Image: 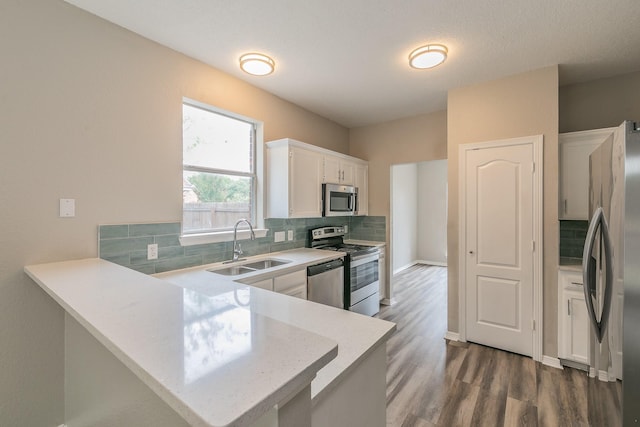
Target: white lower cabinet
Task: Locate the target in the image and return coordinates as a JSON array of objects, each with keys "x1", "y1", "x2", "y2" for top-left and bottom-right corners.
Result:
[
  {"x1": 378, "y1": 246, "x2": 386, "y2": 301},
  {"x1": 242, "y1": 268, "x2": 307, "y2": 299},
  {"x1": 274, "y1": 269, "x2": 307, "y2": 299},
  {"x1": 557, "y1": 269, "x2": 589, "y2": 365},
  {"x1": 251, "y1": 278, "x2": 274, "y2": 291},
  {"x1": 281, "y1": 284, "x2": 307, "y2": 300}
]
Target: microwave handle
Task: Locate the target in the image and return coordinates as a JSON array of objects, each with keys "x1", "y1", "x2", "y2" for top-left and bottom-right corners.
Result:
[{"x1": 351, "y1": 192, "x2": 358, "y2": 213}]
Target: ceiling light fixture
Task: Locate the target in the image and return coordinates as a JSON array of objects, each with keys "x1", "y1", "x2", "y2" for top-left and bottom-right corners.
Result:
[
  {"x1": 239, "y1": 53, "x2": 275, "y2": 76},
  {"x1": 408, "y1": 44, "x2": 448, "y2": 69}
]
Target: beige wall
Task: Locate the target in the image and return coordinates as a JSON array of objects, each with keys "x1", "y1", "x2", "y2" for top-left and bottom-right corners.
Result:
[
  {"x1": 349, "y1": 111, "x2": 447, "y2": 296},
  {"x1": 560, "y1": 70, "x2": 640, "y2": 133},
  {"x1": 0, "y1": 1, "x2": 348, "y2": 424},
  {"x1": 447, "y1": 66, "x2": 559, "y2": 355}
]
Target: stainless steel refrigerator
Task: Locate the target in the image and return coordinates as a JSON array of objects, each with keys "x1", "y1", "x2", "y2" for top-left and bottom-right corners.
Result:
[{"x1": 583, "y1": 120, "x2": 640, "y2": 425}]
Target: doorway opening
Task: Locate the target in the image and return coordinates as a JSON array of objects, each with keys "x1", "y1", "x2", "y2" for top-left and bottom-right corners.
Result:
[{"x1": 389, "y1": 160, "x2": 448, "y2": 304}]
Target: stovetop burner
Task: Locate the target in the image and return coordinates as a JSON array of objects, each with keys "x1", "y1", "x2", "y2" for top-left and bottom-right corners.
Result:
[{"x1": 308, "y1": 226, "x2": 379, "y2": 257}]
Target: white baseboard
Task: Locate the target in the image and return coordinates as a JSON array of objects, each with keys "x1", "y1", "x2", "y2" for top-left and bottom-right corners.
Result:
[
  {"x1": 392, "y1": 262, "x2": 417, "y2": 275},
  {"x1": 589, "y1": 367, "x2": 617, "y2": 382},
  {"x1": 416, "y1": 260, "x2": 448, "y2": 267},
  {"x1": 393, "y1": 260, "x2": 448, "y2": 275},
  {"x1": 444, "y1": 331, "x2": 460, "y2": 341},
  {"x1": 542, "y1": 355, "x2": 563, "y2": 369}
]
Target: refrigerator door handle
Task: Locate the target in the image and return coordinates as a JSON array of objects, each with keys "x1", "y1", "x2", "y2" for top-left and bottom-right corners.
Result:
[{"x1": 582, "y1": 207, "x2": 614, "y2": 343}]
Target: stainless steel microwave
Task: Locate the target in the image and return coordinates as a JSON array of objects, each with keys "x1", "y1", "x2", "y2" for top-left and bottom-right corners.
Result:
[{"x1": 322, "y1": 183, "x2": 358, "y2": 216}]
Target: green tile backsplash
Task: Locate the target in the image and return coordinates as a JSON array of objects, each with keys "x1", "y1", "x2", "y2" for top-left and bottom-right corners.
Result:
[
  {"x1": 559, "y1": 220, "x2": 588, "y2": 262},
  {"x1": 99, "y1": 216, "x2": 386, "y2": 274}
]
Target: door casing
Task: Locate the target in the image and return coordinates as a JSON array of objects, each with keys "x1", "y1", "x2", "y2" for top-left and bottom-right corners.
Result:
[{"x1": 458, "y1": 135, "x2": 544, "y2": 362}]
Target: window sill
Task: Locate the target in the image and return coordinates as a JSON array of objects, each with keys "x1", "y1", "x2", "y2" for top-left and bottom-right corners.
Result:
[{"x1": 179, "y1": 229, "x2": 268, "y2": 247}]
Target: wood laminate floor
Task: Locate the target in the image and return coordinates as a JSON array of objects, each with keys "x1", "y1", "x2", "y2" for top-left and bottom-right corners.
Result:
[{"x1": 376, "y1": 264, "x2": 622, "y2": 427}]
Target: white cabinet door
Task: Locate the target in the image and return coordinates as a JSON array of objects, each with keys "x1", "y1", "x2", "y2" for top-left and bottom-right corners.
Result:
[
  {"x1": 355, "y1": 163, "x2": 368, "y2": 215},
  {"x1": 324, "y1": 156, "x2": 355, "y2": 185},
  {"x1": 559, "y1": 128, "x2": 615, "y2": 219},
  {"x1": 273, "y1": 269, "x2": 307, "y2": 293},
  {"x1": 282, "y1": 284, "x2": 307, "y2": 300},
  {"x1": 557, "y1": 270, "x2": 589, "y2": 364},
  {"x1": 289, "y1": 147, "x2": 323, "y2": 218},
  {"x1": 324, "y1": 156, "x2": 341, "y2": 184},
  {"x1": 340, "y1": 160, "x2": 355, "y2": 185},
  {"x1": 251, "y1": 278, "x2": 273, "y2": 291}
]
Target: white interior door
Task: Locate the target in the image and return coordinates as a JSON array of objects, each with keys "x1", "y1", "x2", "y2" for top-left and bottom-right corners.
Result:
[{"x1": 464, "y1": 142, "x2": 535, "y2": 356}]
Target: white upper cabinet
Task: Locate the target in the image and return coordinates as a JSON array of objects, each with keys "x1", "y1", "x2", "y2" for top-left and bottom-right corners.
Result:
[
  {"x1": 266, "y1": 141, "x2": 323, "y2": 218},
  {"x1": 266, "y1": 138, "x2": 368, "y2": 218},
  {"x1": 324, "y1": 156, "x2": 355, "y2": 185},
  {"x1": 354, "y1": 163, "x2": 368, "y2": 215},
  {"x1": 559, "y1": 127, "x2": 615, "y2": 220}
]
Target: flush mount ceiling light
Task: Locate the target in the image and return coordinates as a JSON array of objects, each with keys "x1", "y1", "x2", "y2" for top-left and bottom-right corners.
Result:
[
  {"x1": 239, "y1": 53, "x2": 275, "y2": 76},
  {"x1": 408, "y1": 44, "x2": 448, "y2": 69}
]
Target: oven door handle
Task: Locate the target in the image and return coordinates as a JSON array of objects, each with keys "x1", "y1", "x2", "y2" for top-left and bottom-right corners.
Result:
[{"x1": 350, "y1": 253, "x2": 379, "y2": 267}]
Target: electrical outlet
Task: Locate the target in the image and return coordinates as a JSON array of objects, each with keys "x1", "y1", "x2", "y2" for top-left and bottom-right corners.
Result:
[
  {"x1": 344, "y1": 225, "x2": 348, "y2": 233},
  {"x1": 288, "y1": 230, "x2": 294, "y2": 241},
  {"x1": 274, "y1": 231, "x2": 285, "y2": 242},
  {"x1": 147, "y1": 243, "x2": 158, "y2": 260}
]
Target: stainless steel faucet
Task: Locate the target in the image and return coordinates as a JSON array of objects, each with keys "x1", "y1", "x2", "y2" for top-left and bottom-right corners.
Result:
[{"x1": 228, "y1": 218, "x2": 255, "y2": 263}]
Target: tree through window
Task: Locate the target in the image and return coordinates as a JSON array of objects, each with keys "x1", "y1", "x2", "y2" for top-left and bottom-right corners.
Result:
[{"x1": 182, "y1": 101, "x2": 256, "y2": 234}]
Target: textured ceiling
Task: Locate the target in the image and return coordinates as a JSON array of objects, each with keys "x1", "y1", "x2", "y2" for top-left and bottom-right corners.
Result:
[{"x1": 65, "y1": 0, "x2": 640, "y2": 128}]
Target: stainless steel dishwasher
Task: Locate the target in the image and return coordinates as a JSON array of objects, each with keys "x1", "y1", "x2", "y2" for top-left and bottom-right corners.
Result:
[{"x1": 307, "y1": 258, "x2": 344, "y2": 309}]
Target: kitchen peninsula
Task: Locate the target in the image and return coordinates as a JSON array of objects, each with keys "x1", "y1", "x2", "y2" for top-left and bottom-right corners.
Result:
[{"x1": 25, "y1": 249, "x2": 395, "y2": 427}]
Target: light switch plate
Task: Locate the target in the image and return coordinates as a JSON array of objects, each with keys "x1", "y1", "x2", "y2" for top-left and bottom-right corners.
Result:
[
  {"x1": 274, "y1": 231, "x2": 285, "y2": 242},
  {"x1": 59, "y1": 198, "x2": 75, "y2": 217}
]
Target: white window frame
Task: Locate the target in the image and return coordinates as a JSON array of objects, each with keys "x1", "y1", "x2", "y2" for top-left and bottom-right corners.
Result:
[{"x1": 179, "y1": 98, "x2": 266, "y2": 246}]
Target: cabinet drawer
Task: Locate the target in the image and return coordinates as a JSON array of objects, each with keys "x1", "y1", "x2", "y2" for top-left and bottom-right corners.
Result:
[{"x1": 274, "y1": 269, "x2": 307, "y2": 292}]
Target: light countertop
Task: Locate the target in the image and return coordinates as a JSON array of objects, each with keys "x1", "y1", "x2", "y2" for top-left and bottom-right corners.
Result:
[
  {"x1": 24, "y1": 248, "x2": 395, "y2": 426},
  {"x1": 156, "y1": 247, "x2": 396, "y2": 404}
]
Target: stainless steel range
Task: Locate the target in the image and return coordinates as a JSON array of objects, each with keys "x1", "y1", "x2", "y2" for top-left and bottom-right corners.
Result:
[{"x1": 309, "y1": 226, "x2": 380, "y2": 316}]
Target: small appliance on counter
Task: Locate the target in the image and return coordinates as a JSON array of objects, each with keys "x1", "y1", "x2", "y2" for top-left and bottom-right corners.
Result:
[{"x1": 309, "y1": 226, "x2": 380, "y2": 316}]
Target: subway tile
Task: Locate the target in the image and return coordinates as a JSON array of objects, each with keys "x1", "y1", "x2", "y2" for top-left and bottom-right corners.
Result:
[
  {"x1": 128, "y1": 264, "x2": 157, "y2": 275},
  {"x1": 98, "y1": 216, "x2": 386, "y2": 275},
  {"x1": 154, "y1": 255, "x2": 203, "y2": 273},
  {"x1": 184, "y1": 242, "x2": 229, "y2": 256},
  {"x1": 130, "y1": 246, "x2": 185, "y2": 265},
  {"x1": 99, "y1": 236, "x2": 154, "y2": 257},
  {"x1": 101, "y1": 254, "x2": 131, "y2": 266},
  {"x1": 155, "y1": 234, "x2": 182, "y2": 248},
  {"x1": 129, "y1": 222, "x2": 181, "y2": 237},
  {"x1": 202, "y1": 252, "x2": 231, "y2": 265},
  {"x1": 99, "y1": 224, "x2": 129, "y2": 239}
]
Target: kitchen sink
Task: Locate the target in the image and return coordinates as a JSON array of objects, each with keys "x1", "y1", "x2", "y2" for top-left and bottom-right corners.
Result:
[
  {"x1": 207, "y1": 258, "x2": 291, "y2": 276},
  {"x1": 208, "y1": 265, "x2": 257, "y2": 276},
  {"x1": 242, "y1": 259, "x2": 290, "y2": 270}
]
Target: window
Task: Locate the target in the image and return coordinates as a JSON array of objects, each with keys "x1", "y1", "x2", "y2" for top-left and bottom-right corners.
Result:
[{"x1": 182, "y1": 101, "x2": 257, "y2": 235}]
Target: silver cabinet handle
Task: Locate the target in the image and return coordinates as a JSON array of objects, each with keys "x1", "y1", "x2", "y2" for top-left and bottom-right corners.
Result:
[{"x1": 568, "y1": 299, "x2": 571, "y2": 316}]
